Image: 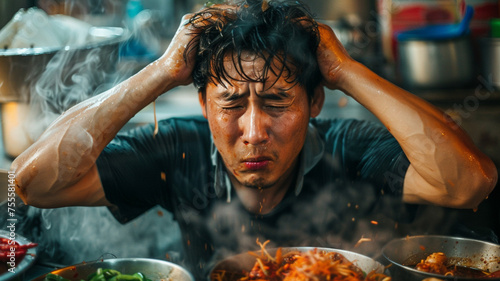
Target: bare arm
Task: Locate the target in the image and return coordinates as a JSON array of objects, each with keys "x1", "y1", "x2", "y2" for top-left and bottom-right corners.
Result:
[
  {"x1": 316, "y1": 23, "x2": 497, "y2": 209},
  {"x1": 11, "y1": 14, "x2": 200, "y2": 208}
]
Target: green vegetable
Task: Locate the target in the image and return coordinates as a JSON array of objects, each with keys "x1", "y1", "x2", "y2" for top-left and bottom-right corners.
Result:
[
  {"x1": 103, "y1": 269, "x2": 121, "y2": 279},
  {"x1": 88, "y1": 273, "x2": 106, "y2": 281},
  {"x1": 114, "y1": 275, "x2": 142, "y2": 281},
  {"x1": 43, "y1": 273, "x2": 71, "y2": 281},
  {"x1": 43, "y1": 268, "x2": 153, "y2": 281}
]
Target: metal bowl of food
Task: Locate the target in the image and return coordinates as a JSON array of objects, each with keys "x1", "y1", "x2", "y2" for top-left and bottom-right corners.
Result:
[
  {"x1": 32, "y1": 258, "x2": 194, "y2": 281},
  {"x1": 209, "y1": 247, "x2": 387, "y2": 281},
  {"x1": 382, "y1": 235, "x2": 500, "y2": 281},
  {"x1": 0, "y1": 230, "x2": 38, "y2": 281}
]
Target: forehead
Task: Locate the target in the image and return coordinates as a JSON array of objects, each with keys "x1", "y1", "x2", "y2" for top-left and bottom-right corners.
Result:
[{"x1": 210, "y1": 51, "x2": 296, "y2": 90}]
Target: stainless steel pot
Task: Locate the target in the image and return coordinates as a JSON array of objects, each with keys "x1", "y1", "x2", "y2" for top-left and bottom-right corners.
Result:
[
  {"x1": 479, "y1": 37, "x2": 500, "y2": 90},
  {"x1": 398, "y1": 36, "x2": 475, "y2": 90},
  {"x1": 209, "y1": 247, "x2": 386, "y2": 281},
  {"x1": 0, "y1": 26, "x2": 126, "y2": 103},
  {"x1": 382, "y1": 235, "x2": 500, "y2": 281},
  {"x1": 0, "y1": 0, "x2": 34, "y2": 29},
  {"x1": 32, "y1": 258, "x2": 194, "y2": 281},
  {"x1": 0, "y1": 26, "x2": 127, "y2": 158}
]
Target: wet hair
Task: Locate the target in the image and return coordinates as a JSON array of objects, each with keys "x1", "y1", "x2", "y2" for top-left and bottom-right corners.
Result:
[{"x1": 187, "y1": 0, "x2": 322, "y2": 100}]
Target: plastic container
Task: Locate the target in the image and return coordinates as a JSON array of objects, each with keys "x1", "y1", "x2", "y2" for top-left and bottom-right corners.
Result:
[{"x1": 490, "y1": 18, "x2": 500, "y2": 37}]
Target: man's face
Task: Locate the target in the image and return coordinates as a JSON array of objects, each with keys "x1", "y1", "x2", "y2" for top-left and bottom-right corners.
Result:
[{"x1": 199, "y1": 53, "x2": 324, "y2": 191}]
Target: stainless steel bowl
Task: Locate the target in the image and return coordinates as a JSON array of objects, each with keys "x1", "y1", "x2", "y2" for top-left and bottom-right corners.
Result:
[
  {"x1": 0, "y1": 230, "x2": 37, "y2": 281},
  {"x1": 32, "y1": 258, "x2": 194, "y2": 281},
  {"x1": 382, "y1": 235, "x2": 500, "y2": 281},
  {"x1": 0, "y1": 26, "x2": 127, "y2": 103},
  {"x1": 0, "y1": 26, "x2": 127, "y2": 158},
  {"x1": 0, "y1": 0, "x2": 33, "y2": 29},
  {"x1": 210, "y1": 247, "x2": 386, "y2": 281},
  {"x1": 397, "y1": 36, "x2": 475, "y2": 90},
  {"x1": 479, "y1": 37, "x2": 500, "y2": 90}
]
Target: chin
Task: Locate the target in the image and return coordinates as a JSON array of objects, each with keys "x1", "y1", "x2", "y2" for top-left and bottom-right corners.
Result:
[{"x1": 240, "y1": 177, "x2": 276, "y2": 190}]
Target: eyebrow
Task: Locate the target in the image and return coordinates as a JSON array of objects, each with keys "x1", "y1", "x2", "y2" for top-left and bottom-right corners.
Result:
[
  {"x1": 218, "y1": 88, "x2": 293, "y2": 101},
  {"x1": 219, "y1": 91, "x2": 246, "y2": 101},
  {"x1": 256, "y1": 90, "x2": 292, "y2": 100}
]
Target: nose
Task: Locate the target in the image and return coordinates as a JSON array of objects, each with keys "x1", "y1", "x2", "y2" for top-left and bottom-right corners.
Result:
[{"x1": 240, "y1": 104, "x2": 270, "y2": 146}]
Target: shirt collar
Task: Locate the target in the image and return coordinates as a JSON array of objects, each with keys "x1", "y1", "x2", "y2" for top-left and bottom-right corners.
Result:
[{"x1": 211, "y1": 122, "x2": 325, "y2": 202}]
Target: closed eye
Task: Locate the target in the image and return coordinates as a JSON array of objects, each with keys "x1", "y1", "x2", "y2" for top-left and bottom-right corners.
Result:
[{"x1": 222, "y1": 105, "x2": 244, "y2": 111}]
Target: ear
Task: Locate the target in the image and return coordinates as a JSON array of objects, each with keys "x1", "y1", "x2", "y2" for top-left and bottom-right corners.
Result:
[
  {"x1": 198, "y1": 90, "x2": 208, "y2": 119},
  {"x1": 310, "y1": 85, "x2": 325, "y2": 118}
]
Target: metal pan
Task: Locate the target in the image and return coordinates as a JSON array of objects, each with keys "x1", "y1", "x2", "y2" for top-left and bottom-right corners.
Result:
[
  {"x1": 209, "y1": 247, "x2": 386, "y2": 281},
  {"x1": 32, "y1": 258, "x2": 195, "y2": 281},
  {"x1": 382, "y1": 235, "x2": 500, "y2": 281}
]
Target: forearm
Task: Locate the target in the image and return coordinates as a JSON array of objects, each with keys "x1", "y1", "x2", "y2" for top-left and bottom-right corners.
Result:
[
  {"x1": 337, "y1": 61, "x2": 497, "y2": 208},
  {"x1": 11, "y1": 59, "x2": 174, "y2": 204}
]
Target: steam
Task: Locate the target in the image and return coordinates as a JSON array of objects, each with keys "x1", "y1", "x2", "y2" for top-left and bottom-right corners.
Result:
[
  {"x1": 16, "y1": 205, "x2": 183, "y2": 265},
  {"x1": 199, "y1": 178, "x2": 475, "y2": 277},
  {"x1": 26, "y1": 46, "x2": 118, "y2": 141}
]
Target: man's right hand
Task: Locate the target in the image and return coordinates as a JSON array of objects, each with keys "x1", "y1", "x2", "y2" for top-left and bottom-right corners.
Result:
[
  {"x1": 157, "y1": 4, "x2": 238, "y2": 90},
  {"x1": 155, "y1": 14, "x2": 198, "y2": 88}
]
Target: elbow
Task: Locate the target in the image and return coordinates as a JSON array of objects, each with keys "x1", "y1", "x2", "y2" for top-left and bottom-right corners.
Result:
[
  {"x1": 10, "y1": 160, "x2": 29, "y2": 206},
  {"x1": 12, "y1": 168, "x2": 38, "y2": 208},
  {"x1": 473, "y1": 156, "x2": 498, "y2": 206},
  {"x1": 451, "y1": 158, "x2": 498, "y2": 209},
  {"x1": 15, "y1": 181, "x2": 55, "y2": 209},
  {"x1": 476, "y1": 158, "x2": 498, "y2": 204},
  {"x1": 11, "y1": 156, "x2": 55, "y2": 209}
]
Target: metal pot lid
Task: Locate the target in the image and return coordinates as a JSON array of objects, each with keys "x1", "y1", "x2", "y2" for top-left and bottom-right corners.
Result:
[{"x1": 0, "y1": 26, "x2": 128, "y2": 57}]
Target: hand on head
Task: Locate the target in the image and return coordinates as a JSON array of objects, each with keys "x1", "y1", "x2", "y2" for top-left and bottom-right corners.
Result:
[
  {"x1": 156, "y1": 3, "x2": 238, "y2": 88},
  {"x1": 314, "y1": 22, "x2": 353, "y2": 90}
]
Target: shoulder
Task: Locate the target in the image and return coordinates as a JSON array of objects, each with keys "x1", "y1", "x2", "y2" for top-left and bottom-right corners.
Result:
[
  {"x1": 118, "y1": 115, "x2": 210, "y2": 142},
  {"x1": 156, "y1": 115, "x2": 209, "y2": 134},
  {"x1": 309, "y1": 118, "x2": 404, "y2": 168},
  {"x1": 102, "y1": 115, "x2": 212, "y2": 160},
  {"x1": 309, "y1": 118, "x2": 389, "y2": 144}
]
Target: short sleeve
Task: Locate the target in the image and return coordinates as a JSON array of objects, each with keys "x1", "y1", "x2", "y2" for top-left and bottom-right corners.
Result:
[
  {"x1": 96, "y1": 117, "x2": 212, "y2": 223},
  {"x1": 320, "y1": 118, "x2": 410, "y2": 196}
]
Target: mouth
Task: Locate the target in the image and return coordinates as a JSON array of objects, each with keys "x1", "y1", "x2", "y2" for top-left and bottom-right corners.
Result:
[{"x1": 243, "y1": 157, "x2": 272, "y2": 170}]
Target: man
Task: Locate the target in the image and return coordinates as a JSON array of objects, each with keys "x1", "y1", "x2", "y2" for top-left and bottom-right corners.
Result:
[{"x1": 11, "y1": 0, "x2": 497, "y2": 279}]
